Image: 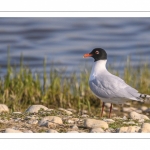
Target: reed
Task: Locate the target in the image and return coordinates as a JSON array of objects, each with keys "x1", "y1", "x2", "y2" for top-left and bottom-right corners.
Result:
[{"x1": 0, "y1": 52, "x2": 150, "y2": 114}]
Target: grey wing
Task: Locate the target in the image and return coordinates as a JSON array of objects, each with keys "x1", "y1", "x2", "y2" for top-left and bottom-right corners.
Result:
[{"x1": 89, "y1": 74, "x2": 142, "y2": 101}]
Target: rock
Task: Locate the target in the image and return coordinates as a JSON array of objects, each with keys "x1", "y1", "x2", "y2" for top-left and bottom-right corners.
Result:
[
  {"x1": 26, "y1": 105, "x2": 48, "y2": 113},
  {"x1": 105, "y1": 103, "x2": 111, "y2": 108},
  {"x1": 84, "y1": 119, "x2": 108, "y2": 129},
  {"x1": 67, "y1": 131, "x2": 79, "y2": 133},
  {"x1": 122, "y1": 116, "x2": 128, "y2": 120},
  {"x1": 58, "y1": 108, "x2": 72, "y2": 115},
  {"x1": 4, "y1": 128, "x2": 23, "y2": 133},
  {"x1": 141, "y1": 106, "x2": 148, "y2": 112},
  {"x1": 0, "y1": 104, "x2": 9, "y2": 113},
  {"x1": 145, "y1": 108, "x2": 150, "y2": 113},
  {"x1": 71, "y1": 125, "x2": 78, "y2": 130},
  {"x1": 135, "y1": 109, "x2": 143, "y2": 114},
  {"x1": 38, "y1": 116, "x2": 63, "y2": 127},
  {"x1": 123, "y1": 107, "x2": 136, "y2": 113},
  {"x1": 67, "y1": 109, "x2": 76, "y2": 113},
  {"x1": 103, "y1": 119, "x2": 115, "y2": 124},
  {"x1": 125, "y1": 102, "x2": 131, "y2": 106},
  {"x1": 119, "y1": 126, "x2": 140, "y2": 133},
  {"x1": 140, "y1": 123, "x2": 150, "y2": 133},
  {"x1": 47, "y1": 129, "x2": 58, "y2": 133},
  {"x1": 23, "y1": 130, "x2": 33, "y2": 133},
  {"x1": 13, "y1": 112, "x2": 22, "y2": 114},
  {"x1": 123, "y1": 121, "x2": 135, "y2": 125},
  {"x1": 28, "y1": 119, "x2": 38, "y2": 125},
  {"x1": 130, "y1": 111, "x2": 149, "y2": 120},
  {"x1": 127, "y1": 126, "x2": 141, "y2": 133},
  {"x1": 67, "y1": 119, "x2": 74, "y2": 124},
  {"x1": 81, "y1": 114, "x2": 89, "y2": 118},
  {"x1": 118, "y1": 127, "x2": 128, "y2": 133},
  {"x1": 90, "y1": 128, "x2": 104, "y2": 133}
]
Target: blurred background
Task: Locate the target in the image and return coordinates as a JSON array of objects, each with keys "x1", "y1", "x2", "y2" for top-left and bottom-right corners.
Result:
[{"x1": 0, "y1": 17, "x2": 150, "y2": 76}]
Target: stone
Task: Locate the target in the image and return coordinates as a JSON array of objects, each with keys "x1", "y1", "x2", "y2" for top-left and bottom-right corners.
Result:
[
  {"x1": 23, "y1": 130, "x2": 33, "y2": 133},
  {"x1": 140, "y1": 123, "x2": 150, "y2": 133},
  {"x1": 47, "y1": 129, "x2": 58, "y2": 133},
  {"x1": 26, "y1": 105, "x2": 48, "y2": 113},
  {"x1": 67, "y1": 119, "x2": 74, "y2": 124},
  {"x1": 118, "y1": 127, "x2": 128, "y2": 133},
  {"x1": 135, "y1": 109, "x2": 143, "y2": 114},
  {"x1": 90, "y1": 128, "x2": 104, "y2": 133},
  {"x1": 38, "y1": 116, "x2": 63, "y2": 127},
  {"x1": 130, "y1": 111, "x2": 149, "y2": 120},
  {"x1": 28, "y1": 119, "x2": 38, "y2": 125},
  {"x1": 84, "y1": 119, "x2": 108, "y2": 129},
  {"x1": 119, "y1": 126, "x2": 140, "y2": 133},
  {"x1": 123, "y1": 107, "x2": 136, "y2": 113},
  {"x1": 13, "y1": 112, "x2": 22, "y2": 114},
  {"x1": 123, "y1": 121, "x2": 135, "y2": 125},
  {"x1": 125, "y1": 102, "x2": 131, "y2": 106},
  {"x1": 103, "y1": 119, "x2": 115, "y2": 124},
  {"x1": 127, "y1": 126, "x2": 141, "y2": 133},
  {"x1": 67, "y1": 109, "x2": 76, "y2": 113},
  {"x1": 141, "y1": 106, "x2": 148, "y2": 112},
  {"x1": 145, "y1": 108, "x2": 150, "y2": 113},
  {"x1": 104, "y1": 103, "x2": 111, "y2": 108},
  {"x1": 0, "y1": 104, "x2": 9, "y2": 113},
  {"x1": 58, "y1": 108, "x2": 72, "y2": 115},
  {"x1": 71, "y1": 125, "x2": 78, "y2": 130},
  {"x1": 4, "y1": 128, "x2": 23, "y2": 133},
  {"x1": 67, "y1": 131, "x2": 79, "y2": 133}
]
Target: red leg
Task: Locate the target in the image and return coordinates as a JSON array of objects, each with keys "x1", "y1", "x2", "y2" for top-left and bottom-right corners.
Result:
[
  {"x1": 109, "y1": 103, "x2": 113, "y2": 118},
  {"x1": 100, "y1": 102, "x2": 105, "y2": 118}
]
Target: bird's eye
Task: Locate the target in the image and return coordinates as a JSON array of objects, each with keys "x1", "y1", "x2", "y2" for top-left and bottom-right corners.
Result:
[{"x1": 95, "y1": 51, "x2": 99, "y2": 54}]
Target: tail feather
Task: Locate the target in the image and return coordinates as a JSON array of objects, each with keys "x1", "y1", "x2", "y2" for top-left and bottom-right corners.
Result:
[{"x1": 139, "y1": 94, "x2": 150, "y2": 102}]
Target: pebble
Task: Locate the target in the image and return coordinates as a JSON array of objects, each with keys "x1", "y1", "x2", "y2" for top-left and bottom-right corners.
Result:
[
  {"x1": 47, "y1": 129, "x2": 58, "y2": 133},
  {"x1": 81, "y1": 114, "x2": 89, "y2": 118},
  {"x1": 58, "y1": 108, "x2": 72, "y2": 115},
  {"x1": 38, "y1": 116, "x2": 63, "y2": 127},
  {"x1": 90, "y1": 128, "x2": 105, "y2": 133},
  {"x1": 0, "y1": 104, "x2": 9, "y2": 113},
  {"x1": 71, "y1": 125, "x2": 78, "y2": 130},
  {"x1": 141, "y1": 106, "x2": 148, "y2": 112},
  {"x1": 130, "y1": 111, "x2": 149, "y2": 120},
  {"x1": 4, "y1": 128, "x2": 23, "y2": 133},
  {"x1": 67, "y1": 119, "x2": 75, "y2": 124},
  {"x1": 67, "y1": 131, "x2": 79, "y2": 133},
  {"x1": 13, "y1": 112, "x2": 22, "y2": 114},
  {"x1": 67, "y1": 109, "x2": 76, "y2": 113},
  {"x1": 28, "y1": 119, "x2": 38, "y2": 125},
  {"x1": 123, "y1": 107, "x2": 136, "y2": 113},
  {"x1": 25, "y1": 105, "x2": 48, "y2": 113},
  {"x1": 103, "y1": 119, "x2": 115, "y2": 124},
  {"x1": 119, "y1": 126, "x2": 140, "y2": 133},
  {"x1": 145, "y1": 108, "x2": 150, "y2": 113},
  {"x1": 140, "y1": 123, "x2": 150, "y2": 133},
  {"x1": 123, "y1": 121, "x2": 135, "y2": 125},
  {"x1": 23, "y1": 130, "x2": 33, "y2": 133},
  {"x1": 84, "y1": 119, "x2": 108, "y2": 129},
  {"x1": 104, "y1": 103, "x2": 111, "y2": 108}
]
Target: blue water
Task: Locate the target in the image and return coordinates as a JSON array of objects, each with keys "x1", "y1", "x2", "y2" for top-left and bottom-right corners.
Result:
[{"x1": 0, "y1": 18, "x2": 150, "y2": 76}]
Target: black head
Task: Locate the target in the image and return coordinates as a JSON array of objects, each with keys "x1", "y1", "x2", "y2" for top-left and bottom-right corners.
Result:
[{"x1": 83, "y1": 48, "x2": 107, "y2": 62}]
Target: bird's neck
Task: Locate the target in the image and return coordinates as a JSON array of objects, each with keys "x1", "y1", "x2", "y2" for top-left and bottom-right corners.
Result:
[
  {"x1": 89, "y1": 60, "x2": 107, "y2": 81},
  {"x1": 92, "y1": 60, "x2": 107, "y2": 72}
]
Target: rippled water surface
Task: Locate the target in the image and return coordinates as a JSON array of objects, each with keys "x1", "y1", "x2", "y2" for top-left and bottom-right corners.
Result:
[{"x1": 0, "y1": 18, "x2": 150, "y2": 75}]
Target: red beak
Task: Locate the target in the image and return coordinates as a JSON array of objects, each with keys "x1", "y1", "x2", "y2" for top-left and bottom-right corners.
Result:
[{"x1": 83, "y1": 53, "x2": 93, "y2": 58}]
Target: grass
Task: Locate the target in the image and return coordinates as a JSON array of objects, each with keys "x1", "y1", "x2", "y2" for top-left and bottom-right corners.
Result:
[{"x1": 0, "y1": 51, "x2": 150, "y2": 114}]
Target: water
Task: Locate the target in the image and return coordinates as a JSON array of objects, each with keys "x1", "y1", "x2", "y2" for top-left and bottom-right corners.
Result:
[{"x1": 0, "y1": 17, "x2": 150, "y2": 76}]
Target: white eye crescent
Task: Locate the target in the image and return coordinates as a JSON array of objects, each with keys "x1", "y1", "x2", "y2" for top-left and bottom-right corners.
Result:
[{"x1": 95, "y1": 51, "x2": 99, "y2": 54}]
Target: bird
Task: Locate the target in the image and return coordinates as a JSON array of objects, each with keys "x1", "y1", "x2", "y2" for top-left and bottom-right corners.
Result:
[{"x1": 83, "y1": 48, "x2": 150, "y2": 118}]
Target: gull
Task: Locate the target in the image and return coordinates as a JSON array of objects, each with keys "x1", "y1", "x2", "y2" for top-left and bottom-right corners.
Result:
[{"x1": 83, "y1": 48, "x2": 150, "y2": 118}]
